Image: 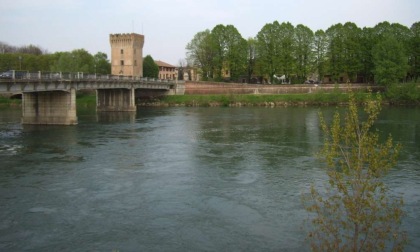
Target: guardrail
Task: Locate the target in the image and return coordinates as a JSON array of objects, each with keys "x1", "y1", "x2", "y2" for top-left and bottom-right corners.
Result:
[{"x1": 0, "y1": 70, "x2": 175, "y2": 83}]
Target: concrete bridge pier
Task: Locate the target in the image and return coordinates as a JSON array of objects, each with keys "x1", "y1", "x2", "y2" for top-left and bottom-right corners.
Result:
[
  {"x1": 21, "y1": 88, "x2": 78, "y2": 125},
  {"x1": 96, "y1": 88, "x2": 136, "y2": 112}
]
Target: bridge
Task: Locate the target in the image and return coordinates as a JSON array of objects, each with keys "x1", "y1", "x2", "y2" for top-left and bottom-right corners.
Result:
[{"x1": 0, "y1": 70, "x2": 185, "y2": 125}]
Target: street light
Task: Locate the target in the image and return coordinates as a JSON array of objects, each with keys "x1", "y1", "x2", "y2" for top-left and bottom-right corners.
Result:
[
  {"x1": 72, "y1": 55, "x2": 75, "y2": 73},
  {"x1": 18, "y1": 56, "x2": 22, "y2": 70}
]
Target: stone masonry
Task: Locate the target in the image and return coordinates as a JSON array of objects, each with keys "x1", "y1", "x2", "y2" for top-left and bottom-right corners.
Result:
[{"x1": 109, "y1": 33, "x2": 144, "y2": 76}]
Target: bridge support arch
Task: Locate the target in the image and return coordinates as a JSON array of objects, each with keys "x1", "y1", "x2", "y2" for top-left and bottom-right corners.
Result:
[
  {"x1": 96, "y1": 88, "x2": 136, "y2": 112},
  {"x1": 21, "y1": 88, "x2": 78, "y2": 125}
]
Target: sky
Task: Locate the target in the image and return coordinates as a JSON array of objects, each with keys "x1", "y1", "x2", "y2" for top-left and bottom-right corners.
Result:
[{"x1": 0, "y1": 0, "x2": 419, "y2": 65}]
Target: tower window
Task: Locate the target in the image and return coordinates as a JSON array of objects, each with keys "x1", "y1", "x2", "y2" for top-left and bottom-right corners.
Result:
[
  {"x1": 134, "y1": 60, "x2": 137, "y2": 66},
  {"x1": 121, "y1": 49, "x2": 124, "y2": 54},
  {"x1": 121, "y1": 60, "x2": 124, "y2": 66}
]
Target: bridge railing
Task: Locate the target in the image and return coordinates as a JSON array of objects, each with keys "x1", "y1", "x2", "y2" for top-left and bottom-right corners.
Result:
[
  {"x1": 0, "y1": 70, "x2": 178, "y2": 83},
  {"x1": 39, "y1": 72, "x2": 61, "y2": 80}
]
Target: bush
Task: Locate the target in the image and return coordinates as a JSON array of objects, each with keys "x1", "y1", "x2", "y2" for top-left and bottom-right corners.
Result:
[
  {"x1": 385, "y1": 83, "x2": 420, "y2": 104},
  {"x1": 304, "y1": 91, "x2": 407, "y2": 251}
]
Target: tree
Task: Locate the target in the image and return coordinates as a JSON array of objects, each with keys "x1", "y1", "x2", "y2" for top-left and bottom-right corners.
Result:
[
  {"x1": 373, "y1": 35, "x2": 408, "y2": 85},
  {"x1": 50, "y1": 52, "x2": 73, "y2": 72},
  {"x1": 71, "y1": 49, "x2": 94, "y2": 73},
  {"x1": 224, "y1": 26, "x2": 248, "y2": 81},
  {"x1": 326, "y1": 24, "x2": 345, "y2": 82},
  {"x1": 0, "y1": 41, "x2": 110, "y2": 74},
  {"x1": 325, "y1": 23, "x2": 363, "y2": 83},
  {"x1": 143, "y1": 55, "x2": 159, "y2": 78},
  {"x1": 360, "y1": 27, "x2": 376, "y2": 83},
  {"x1": 342, "y1": 22, "x2": 363, "y2": 82},
  {"x1": 246, "y1": 37, "x2": 257, "y2": 82},
  {"x1": 313, "y1": 30, "x2": 328, "y2": 82},
  {"x1": 294, "y1": 24, "x2": 314, "y2": 83},
  {"x1": 0, "y1": 41, "x2": 15, "y2": 54},
  {"x1": 278, "y1": 22, "x2": 296, "y2": 83},
  {"x1": 372, "y1": 22, "x2": 411, "y2": 84},
  {"x1": 210, "y1": 25, "x2": 227, "y2": 80},
  {"x1": 93, "y1": 52, "x2": 111, "y2": 74},
  {"x1": 409, "y1": 22, "x2": 420, "y2": 81},
  {"x1": 210, "y1": 24, "x2": 247, "y2": 81},
  {"x1": 184, "y1": 21, "x2": 413, "y2": 84},
  {"x1": 16, "y1": 44, "x2": 44, "y2": 55},
  {"x1": 50, "y1": 49, "x2": 94, "y2": 73},
  {"x1": 186, "y1": 29, "x2": 215, "y2": 80},
  {"x1": 304, "y1": 91, "x2": 406, "y2": 251},
  {"x1": 0, "y1": 41, "x2": 46, "y2": 55},
  {"x1": 177, "y1": 58, "x2": 188, "y2": 80},
  {"x1": 256, "y1": 21, "x2": 282, "y2": 83}
]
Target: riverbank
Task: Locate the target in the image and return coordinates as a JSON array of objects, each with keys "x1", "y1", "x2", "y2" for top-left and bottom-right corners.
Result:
[
  {"x1": 0, "y1": 92, "x2": 371, "y2": 108},
  {"x1": 142, "y1": 90, "x2": 420, "y2": 107},
  {"x1": 1, "y1": 92, "x2": 419, "y2": 108},
  {"x1": 84, "y1": 82, "x2": 420, "y2": 107},
  {"x1": 1, "y1": 83, "x2": 418, "y2": 108},
  {"x1": 140, "y1": 92, "x2": 358, "y2": 107}
]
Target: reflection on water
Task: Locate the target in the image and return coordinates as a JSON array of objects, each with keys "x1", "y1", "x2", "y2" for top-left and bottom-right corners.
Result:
[
  {"x1": 96, "y1": 111, "x2": 136, "y2": 123},
  {"x1": 0, "y1": 106, "x2": 419, "y2": 251}
]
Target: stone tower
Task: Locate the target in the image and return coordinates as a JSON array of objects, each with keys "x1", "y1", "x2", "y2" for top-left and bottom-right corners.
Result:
[{"x1": 109, "y1": 33, "x2": 144, "y2": 76}]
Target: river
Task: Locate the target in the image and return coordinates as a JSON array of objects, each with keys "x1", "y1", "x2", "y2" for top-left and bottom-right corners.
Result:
[{"x1": 0, "y1": 106, "x2": 419, "y2": 251}]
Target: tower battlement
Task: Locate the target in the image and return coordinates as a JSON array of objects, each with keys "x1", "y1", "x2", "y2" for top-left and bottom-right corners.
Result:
[{"x1": 109, "y1": 33, "x2": 144, "y2": 46}]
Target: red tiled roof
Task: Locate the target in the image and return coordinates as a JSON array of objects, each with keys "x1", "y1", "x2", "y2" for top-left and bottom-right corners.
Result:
[{"x1": 155, "y1": 60, "x2": 176, "y2": 68}]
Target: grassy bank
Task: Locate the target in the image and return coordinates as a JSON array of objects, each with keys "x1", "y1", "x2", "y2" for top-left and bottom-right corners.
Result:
[
  {"x1": 145, "y1": 91, "x2": 370, "y2": 107},
  {"x1": 76, "y1": 94, "x2": 97, "y2": 108},
  {"x1": 0, "y1": 96, "x2": 21, "y2": 107}
]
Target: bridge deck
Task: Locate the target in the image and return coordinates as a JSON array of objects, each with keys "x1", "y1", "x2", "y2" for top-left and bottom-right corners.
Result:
[{"x1": 0, "y1": 71, "x2": 179, "y2": 93}]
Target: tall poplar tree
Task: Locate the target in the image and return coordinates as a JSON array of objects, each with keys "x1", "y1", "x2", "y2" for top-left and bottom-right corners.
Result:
[
  {"x1": 373, "y1": 35, "x2": 408, "y2": 85},
  {"x1": 256, "y1": 21, "x2": 282, "y2": 83},
  {"x1": 360, "y1": 27, "x2": 375, "y2": 83},
  {"x1": 313, "y1": 30, "x2": 328, "y2": 82},
  {"x1": 294, "y1": 24, "x2": 314, "y2": 83},
  {"x1": 278, "y1": 22, "x2": 295, "y2": 83},
  {"x1": 246, "y1": 37, "x2": 257, "y2": 82},
  {"x1": 342, "y1": 22, "x2": 362, "y2": 82},
  {"x1": 326, "y1": 23, "x2": 345, "y2": 82}
]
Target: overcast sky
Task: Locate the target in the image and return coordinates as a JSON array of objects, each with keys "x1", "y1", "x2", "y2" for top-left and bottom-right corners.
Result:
[{"x1": 1, "y1": 0, "x2": 419, "y2": 65}]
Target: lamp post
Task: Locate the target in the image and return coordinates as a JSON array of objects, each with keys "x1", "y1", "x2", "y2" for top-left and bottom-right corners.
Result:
[
  {"x1": 72, "y1": 55, "x2": 75, "y2": 73},
  {"x1": 18, "y1": 56, "x2": 22, "y2": 70}
]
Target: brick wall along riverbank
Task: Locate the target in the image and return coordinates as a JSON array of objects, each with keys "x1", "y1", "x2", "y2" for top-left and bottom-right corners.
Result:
[{"x1": 184, "y1": 81, "x2": 383, "y2": 95}]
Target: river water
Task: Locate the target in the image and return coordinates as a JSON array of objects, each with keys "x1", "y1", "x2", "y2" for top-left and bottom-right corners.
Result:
[{"x1": 0, "y1": 106, "x2": 419, "y2": 251}]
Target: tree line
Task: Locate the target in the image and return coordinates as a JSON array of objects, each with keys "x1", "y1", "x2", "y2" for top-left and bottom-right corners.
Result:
[
  {"x1": 0, "y1": 42, "x2": 111, "y2": 75},
  {"x1": 186, "y1": 21, "x2": 420, "y2": 85}
]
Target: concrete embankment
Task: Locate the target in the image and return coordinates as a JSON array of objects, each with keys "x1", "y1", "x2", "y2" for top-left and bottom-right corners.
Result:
[
  {"x1": 135, "y1": 81, "x2": 387, "y2": 107},
  {"x1": 184, "y1": 81, "x2": 382, "y2": 95},
  {"x1": 185, "y1": 81, "x2": 382, "y2": 95}
]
